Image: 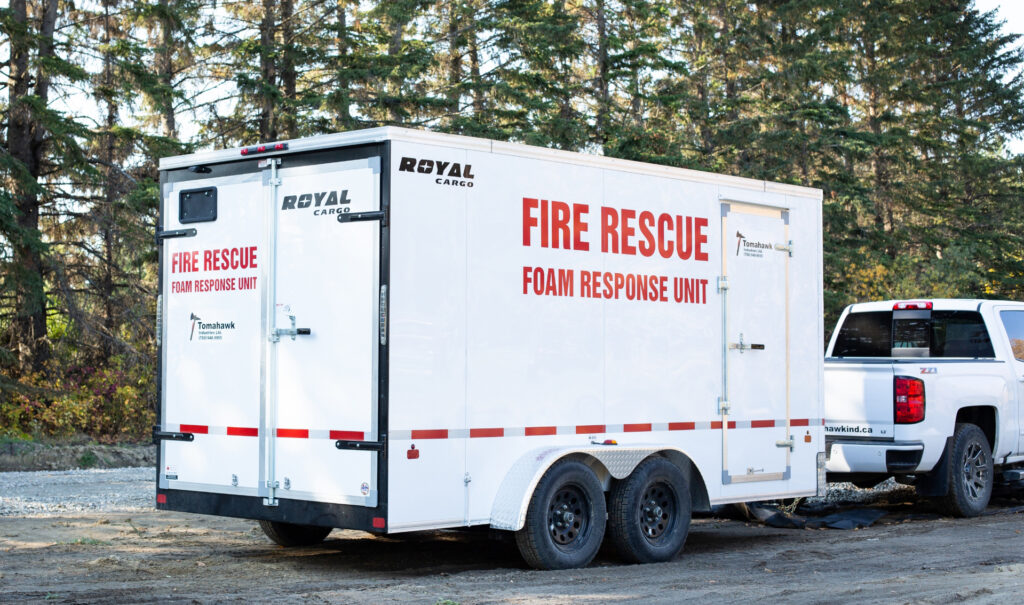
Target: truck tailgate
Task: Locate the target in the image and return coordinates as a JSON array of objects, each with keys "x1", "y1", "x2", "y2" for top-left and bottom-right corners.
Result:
[{"x1": 824, "y1": 361, "x2": 895, "y2": 440}]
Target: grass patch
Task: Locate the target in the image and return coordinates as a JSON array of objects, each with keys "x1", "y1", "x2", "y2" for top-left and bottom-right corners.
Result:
[{"x1": 77, "y1": 451, "x2": 98, "y2": 468}]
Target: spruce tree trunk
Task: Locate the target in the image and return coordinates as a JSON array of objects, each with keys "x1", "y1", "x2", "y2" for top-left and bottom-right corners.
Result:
[
  {"x1": 157, "y1": 0, "x2": 177, "y2": 139},
  {"x1": 280, "y1": 0, "x2": 297, "y2": 139},
  {"x1": 259, "y1": 0, "x2": 277, "y2": 140},
  {"x1": 6, "y1": 0, "x2": 57, "y2": 373}
]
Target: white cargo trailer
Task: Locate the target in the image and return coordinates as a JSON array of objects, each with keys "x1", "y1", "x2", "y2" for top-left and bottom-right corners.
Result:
[{"x1": 155, "y1": 127, "x2": 825, "y2": 569}]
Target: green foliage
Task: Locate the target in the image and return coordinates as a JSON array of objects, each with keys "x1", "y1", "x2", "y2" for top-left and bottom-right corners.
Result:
[{"x1": 1, "y1": 0, "x2": 1024, "y2": 441}]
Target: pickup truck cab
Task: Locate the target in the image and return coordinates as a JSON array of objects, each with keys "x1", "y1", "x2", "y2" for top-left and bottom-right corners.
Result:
[{"x1": 825, "y1": 299, "x2": 1024, "y2": 516}]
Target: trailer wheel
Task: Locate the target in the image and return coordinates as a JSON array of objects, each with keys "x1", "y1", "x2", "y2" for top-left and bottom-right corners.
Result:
[
  {"x1": 940, "y1": 423, "x2": 993, "y2": 517},
  {"x1": 607, "y1": 457, "x2": 691, "y2": 563},
  {"x1": 258, "y1": 520, "x2": 332, "y2": 547},
  {"x1": 514, "y1": 459, "x2": 606, "y2": 570}
]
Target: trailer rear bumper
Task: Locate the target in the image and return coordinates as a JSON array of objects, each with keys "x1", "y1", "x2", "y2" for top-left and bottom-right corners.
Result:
[{"x1": 155, "y1": 488, "x2": 387, "y2": 533}]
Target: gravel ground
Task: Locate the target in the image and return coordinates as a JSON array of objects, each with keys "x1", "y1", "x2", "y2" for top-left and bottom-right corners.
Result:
[
  {"x1": 0, "y1": 467, "x2": 154, "y2": 517},
  {"x1": 0, "y1": 465, "x2": 912, "y2": 518}
]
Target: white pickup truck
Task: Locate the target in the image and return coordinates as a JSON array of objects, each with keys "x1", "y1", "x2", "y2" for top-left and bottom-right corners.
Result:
[{"x1": 824, "y1": 299, "x2": 1024, "y2": 516}]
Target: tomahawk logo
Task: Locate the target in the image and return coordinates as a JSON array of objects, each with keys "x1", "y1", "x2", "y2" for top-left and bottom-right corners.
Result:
[
  {"x1": 735, "y1": 231, "x2": 745, "y2": 256},
  {"x1": 190, "y1": 313, "x2": 200, "y2": 341}
]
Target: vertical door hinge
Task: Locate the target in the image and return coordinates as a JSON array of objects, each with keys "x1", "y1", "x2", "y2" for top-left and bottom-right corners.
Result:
[
  {"x1": 717, "y1": 397, "x2": 730, "y2": 415},
  {"x1": 717, "y1": 276, "x2": 728, "y2": 293}
]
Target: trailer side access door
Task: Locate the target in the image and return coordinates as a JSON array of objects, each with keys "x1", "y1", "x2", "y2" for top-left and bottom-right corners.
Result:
[{"x1": 719, "y1": 201, "x2": 792, "y2": 484}]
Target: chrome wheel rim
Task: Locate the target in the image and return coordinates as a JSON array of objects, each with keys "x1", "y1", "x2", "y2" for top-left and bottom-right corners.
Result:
[{"x1": 961, "y1": 442, "x2": 989, "y2": 501}]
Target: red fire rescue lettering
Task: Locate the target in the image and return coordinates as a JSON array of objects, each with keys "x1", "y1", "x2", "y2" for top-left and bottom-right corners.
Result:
[
  {"x1": 522, "y1": 198, "x2": 708, "y2": 262},
  {"x1": 171, "y1": 246, "x2": 258, "y2": 273},
  {"x1": 523, "y1": 266, "x2": 708, "y2": 304}
]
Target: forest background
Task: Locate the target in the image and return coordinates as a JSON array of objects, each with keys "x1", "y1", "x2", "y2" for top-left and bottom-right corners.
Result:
[{"x1": 2, "y1": 0, "x2": 1023, "y2": 443}]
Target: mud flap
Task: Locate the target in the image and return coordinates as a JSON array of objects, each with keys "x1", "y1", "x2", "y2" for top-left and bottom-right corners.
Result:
[{"x1": 914, "y1": 436, "x2": 953, "y2": 497}]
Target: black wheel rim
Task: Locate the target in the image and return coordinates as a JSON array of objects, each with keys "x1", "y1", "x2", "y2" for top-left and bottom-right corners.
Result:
[
  {"x1": 638, "y1": 481, "x2": 675, "y2": 542},
  {"x1": 961, "y1": 441, "x2": 989, "y2": 502},
  {"x1": 547, "y1": 485, "x2": 589, "y2": 549}
]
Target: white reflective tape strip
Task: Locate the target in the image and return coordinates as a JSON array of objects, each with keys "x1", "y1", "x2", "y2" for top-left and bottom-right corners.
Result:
[
  {"x1": 504, "y1": 427, "x2": 525, "y2": 437},
  {"x1": 448, "y1": 429, "x2": 470, "y2": 439},
  {"x1": 556, "y1": 426, "x2": 575, "y2": 435},
  {"x1": 308, "y1": 429, "x2": 331, "y2": 440},
  {"x1": 605, "y1": 424, "x2": 624, "y2": 433},
  {"x1": 390, "y1": 430, "x2": 412, "y2": 440},
  {"x1": 208, "y1": 426, "x2": 227, "y2": 436}
]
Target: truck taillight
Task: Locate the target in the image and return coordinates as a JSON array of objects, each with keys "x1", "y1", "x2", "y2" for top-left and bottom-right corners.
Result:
[{"x1": 894, "y1": 376, "x2": 925, "y2": 424}]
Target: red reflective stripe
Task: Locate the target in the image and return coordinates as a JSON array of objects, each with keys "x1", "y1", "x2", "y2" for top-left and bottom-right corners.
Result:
[
  {"x1": 624, "y1": 423, "x2": 652, "y2": 432},
  {"x1": 791, "y1": 418, "x2": 810, "y2": 427},
  {"x1": 751, "y1": 420, "x2": 775, "y2": 428},
  {"x1": 576, "y1": 424, "x2": 605, "y2": 434},
  {"x1": 411, "y1": 429, "x2": 448, "y2": 440},
  {"x1": 330, "y1": 430, "x2": 365, "y2": 440},
  {"x1": 711, "y1": 421, "x2": 737, "y2": 429},
  {"x1": 669, "y1": 422, "x2": 696, "y2": 431},
  {"x1": 227, "y1": 426, "x2": 259, "y2": 437},
  {"x1": 525, "y1": 426, "x2": 557, "y2": 436},
  {"x1": 277, "y1": 428, "x2": 308, "y2": 438},
  {"x1": 180, "y1": 424, "x2": 208, "y2": 434},
  {"x1": 470, "y1": 428, "x2": 504, "y2": 438}
]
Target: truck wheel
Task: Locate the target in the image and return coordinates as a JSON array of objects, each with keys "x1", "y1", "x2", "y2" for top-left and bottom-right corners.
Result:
[
  {"x1": 607, "y1": 457, "x2": 691, "y2": 563},
  {"x1": 515, "y1": 459, "x2": 606, "y2": 569},
  {"x1": 941, "y1": 423, "x2": 993, "y2": 517},
  {"x1": 258, "y1": 520, "x2": 332, "y2": 547}
]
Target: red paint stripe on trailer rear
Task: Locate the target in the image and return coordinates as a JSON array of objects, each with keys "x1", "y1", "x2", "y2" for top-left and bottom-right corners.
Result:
[
  {"x1": 411, "y1": 429, "x2": 448, "y2": 440},
  {"x1": 277, "y1": 428, "x2": 309, "y2": 438},
  {"x1": 330, "y1": 430, "x2": 365, "y2": 440},
  {"x1": 227, "y1": 426, "x2": 259, "y2": 437}
]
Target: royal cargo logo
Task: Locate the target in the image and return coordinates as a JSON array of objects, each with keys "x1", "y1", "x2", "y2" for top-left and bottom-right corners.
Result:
[
  {"x1": 281, "y1": 190, "x2": 352, "y2": 217},
  {"x1": 735, "y1": 231, "x2": 773, "y2": 258},
  {"x1": 189, "y1": 312, "x2": 236, "y2": 342},
  {"x1": 398, "y1": 156, "x2": 475, "y2": 187}
]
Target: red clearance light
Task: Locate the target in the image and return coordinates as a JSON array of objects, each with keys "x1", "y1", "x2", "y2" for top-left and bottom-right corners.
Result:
[
  {"x1": 894, "y1": 376, "x2": 925, "y2": 424},
  {"x1": 372, "y1": 517, "x2": 386, "y2": 529},
  {"x1": 893, "y1": 301, "x2": 932, "y2": 310},
  {"x1": 240, "y1": 142, "x2": 288, "y2": 156},
  {"x1": 156, "y1": 493, "x2": 167, "y2": 504}
]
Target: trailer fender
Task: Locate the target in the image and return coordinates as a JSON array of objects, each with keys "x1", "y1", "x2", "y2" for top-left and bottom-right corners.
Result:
[{"x1": 489, "y1": 446, "x2": 708, "y2": 531}]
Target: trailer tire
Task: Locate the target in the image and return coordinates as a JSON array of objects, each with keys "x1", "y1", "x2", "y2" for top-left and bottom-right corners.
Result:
[
  {"x1": 940, "y1": 423, "x2": 993, "y2": 517},
  {"x1": 607, "y1": 457, "x2": 691, "y2": 563},
  {"x1": 258, "y1": 520, "x2": 332, "y2": 547},
  {"x1": 514, "y1": 459, "x2": 606, "y2": 570}
]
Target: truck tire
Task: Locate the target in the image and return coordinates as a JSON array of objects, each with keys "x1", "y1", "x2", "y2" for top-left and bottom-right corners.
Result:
[
  {"x1": 258, "y1": 520, "x2": 332, "y2": 547},
  {"x1": 607, "y1": 457, "x2": 691, "y2": 563},
  {"x1": 514, "y1": 459, "x2": 607, "y2": 569},
  {"x1": 940, "y1": 423, "x2": 993, "y2": 517}
]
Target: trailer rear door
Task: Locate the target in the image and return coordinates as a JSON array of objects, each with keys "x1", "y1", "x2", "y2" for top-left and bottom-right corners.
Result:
[
  {"x1": 269, "y1": 156, "x2": 383, "y2": 506},
  {"x1": 159, "y1": 172, "x2": 265, "y2": 496}
]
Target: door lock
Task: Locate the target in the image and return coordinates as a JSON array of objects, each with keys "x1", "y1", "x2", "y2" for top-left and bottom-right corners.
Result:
[
  {"x1": 729, "y1": 333, "x2": 765, "y2": 353},
  {"x1": 272, "y1": 314, "x2": 311, "y2": 341}
]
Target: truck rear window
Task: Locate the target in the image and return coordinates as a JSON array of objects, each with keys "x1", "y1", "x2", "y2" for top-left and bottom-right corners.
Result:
[{"x1": 831, "y1": 310, "x2": 994, "y2": 358}]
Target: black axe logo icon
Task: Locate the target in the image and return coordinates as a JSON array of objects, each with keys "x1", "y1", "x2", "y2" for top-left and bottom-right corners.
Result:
[
  {"x1": 735, "y1": 231, "x2": 746, "y2": 256},
  {"x1": 190, "y1": 313, "x2": 201, "y2": 341}
]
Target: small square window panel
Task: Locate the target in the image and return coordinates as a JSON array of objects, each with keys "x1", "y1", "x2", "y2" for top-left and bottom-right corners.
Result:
[{"x1": 179, "y1": 187, "x2": 217, "y2": 223}]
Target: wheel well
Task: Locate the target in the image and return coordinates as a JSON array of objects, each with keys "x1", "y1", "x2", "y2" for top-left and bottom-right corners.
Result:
[
  {"x1": 561, "y1": 451, "x2": 711, "y2": 513},
  {"x1": 658, "y1": 450, "x2": 711, "y2": 513},
  {"x1": 955, "y1": 406, "x2": 996, "y2": 451}
]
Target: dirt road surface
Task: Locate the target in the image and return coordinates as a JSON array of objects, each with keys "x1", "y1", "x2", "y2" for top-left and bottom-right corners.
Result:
[{"x1": 1, "y1": 470, "x2": 1022, "y2": 604}]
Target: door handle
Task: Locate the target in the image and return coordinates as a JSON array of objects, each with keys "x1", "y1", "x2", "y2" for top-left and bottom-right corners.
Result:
[
  {"x1": 272, "y1": 315, "x2": 311, "y2": 341},
  {"x1": 728, "y1": 333, "x2": 765, "y2": 353}
]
